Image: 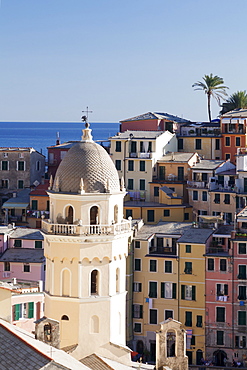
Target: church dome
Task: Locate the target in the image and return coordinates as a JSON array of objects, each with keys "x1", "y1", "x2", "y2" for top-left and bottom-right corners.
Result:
[{"x1": 53, "y1": 126, "x2": 120, "y2": 194}]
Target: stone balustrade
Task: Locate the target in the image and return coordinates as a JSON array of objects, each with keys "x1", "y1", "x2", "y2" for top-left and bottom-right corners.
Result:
[{"x1": 42, "y1": 219, "x2": 131, "y2": 236}]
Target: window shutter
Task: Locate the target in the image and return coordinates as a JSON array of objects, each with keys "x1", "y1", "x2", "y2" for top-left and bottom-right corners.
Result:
[
  {"x1": 140, "y1": 305, "x2": 143, "y2": 319},
  {"x1": 172, "y1": 283, "x2": 177, "y2": 299},
  {"x1": 28, "y1": 302, "x2": 34, "y2": 318},
  {"x1": 181, "y1": 285, "x2": 185, "y2": 299},
  {"x1": 192, "y1": 286, "x2": 196, "y2": 300},
  {"x1": 161, "y1": 282, "x2": 165, "y2": 298},
  {"x1": 224, "y1": 284, "x2": 228, "y2": 295}
]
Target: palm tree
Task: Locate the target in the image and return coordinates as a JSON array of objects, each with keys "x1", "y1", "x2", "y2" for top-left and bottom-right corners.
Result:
[
  {"x1": 192, "y1": 74, "x2": 228, "y2": 122},
  {"x1": 220, "y1": 90, "x2": 247, "y2": 114}
]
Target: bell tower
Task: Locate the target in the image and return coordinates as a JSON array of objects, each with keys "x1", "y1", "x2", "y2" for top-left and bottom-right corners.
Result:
[{"x1": 42, "y1": 121, "x2": 132, "y2": 363}]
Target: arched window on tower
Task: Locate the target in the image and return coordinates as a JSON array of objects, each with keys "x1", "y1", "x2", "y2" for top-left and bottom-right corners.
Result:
[
  {"x1": 114, "y1": 205, "x2": 118, "y2": 223},
  {"x1": 67, "y1": 206, "x2": 73, "y2": 224},
  {"x1": 116, "y1": 268, "x2": 120, "y2": 293},
  {"x1": 91, "y1": 315, "x2": 99, "y2": 333},
  {"x1": 167, "y1": 330, "x2": 176, "y2": 357},
  {"x1": 90, "y1": 206, "x2": 99, "y2": 225},
  {"x1": 62, "y1": 269, "x2": 70, "y2": 296},
  {"x1": 91, "y1": 269, "x2": 98, "y2": 295}
]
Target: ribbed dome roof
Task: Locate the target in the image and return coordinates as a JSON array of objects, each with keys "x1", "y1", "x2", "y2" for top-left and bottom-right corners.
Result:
[{"x1": 53, "y1": 141, "x2": 120, "y2": 193}]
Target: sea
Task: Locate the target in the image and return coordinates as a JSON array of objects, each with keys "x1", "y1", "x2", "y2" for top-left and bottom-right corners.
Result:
[{"x1": 0, "y1": 121, "x2": 120, "y2": 158}]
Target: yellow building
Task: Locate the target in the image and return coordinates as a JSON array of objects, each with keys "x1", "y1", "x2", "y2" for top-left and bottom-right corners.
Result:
[
  {"x1": 42, "y1": 124, "x2": 133, "y2": 365},
  {"x1": 110, "y1": 130, "x2": 177, "y2": 202}
]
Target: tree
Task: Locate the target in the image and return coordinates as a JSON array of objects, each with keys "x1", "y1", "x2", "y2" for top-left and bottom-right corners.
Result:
[
  {"x1": 220, "y1": 90, "x2": 247, "y2": 114},
  {"x1": 192, "y1": 74, "x2": 228, "y2": 122}
]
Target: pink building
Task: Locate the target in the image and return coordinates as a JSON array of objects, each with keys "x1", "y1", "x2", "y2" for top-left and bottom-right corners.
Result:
[{"x1": 0, "y1": 228, "x2": 45, "y2": 283}]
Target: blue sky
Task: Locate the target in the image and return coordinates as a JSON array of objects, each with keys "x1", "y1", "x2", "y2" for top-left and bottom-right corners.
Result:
[{"x1": 0, "y1": 0, "x2": 246, "y2": 123}]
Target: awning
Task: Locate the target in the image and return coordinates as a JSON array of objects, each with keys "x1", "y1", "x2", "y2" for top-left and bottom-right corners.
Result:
[{"x1": 2, "y1": 202, "x2": 29, "y2": 209}]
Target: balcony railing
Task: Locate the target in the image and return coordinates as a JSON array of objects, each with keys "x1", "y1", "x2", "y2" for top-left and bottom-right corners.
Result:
[
  {"x1": 153, "y1": 175, "x2": 188, "y2": 183},
  {"x1": 206, "y1": 244, "x2": 229, "y2": 254},
  {"x1": 128, "y1": 152, "x2": 153, "y2": 159},
  {"x1": 187, "y1": 180, "x2": 208, "y2": 189},
  {"x1": 42, "y1": 219, "x2": 131, "y2": 236},
  {"x1": 149, "y1": 246, "x2": 177, "y2": 255},
  {"x1": 216, "y1": 295, "x2": 228, "y2": 302}
]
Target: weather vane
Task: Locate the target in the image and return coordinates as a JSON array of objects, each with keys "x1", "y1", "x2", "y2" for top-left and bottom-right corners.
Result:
[{"x1": 81, "y1": 106, "x2": 93, "y2": 127}]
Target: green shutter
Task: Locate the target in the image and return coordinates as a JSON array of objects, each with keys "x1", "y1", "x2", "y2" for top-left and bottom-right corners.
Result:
[
  {"x1": 28, "y1": 302, "x2": 34, "y2": 318},
  {"x1": 181, "y1": 285, "x2": 185, "y2": 299},
  {"x1": 172, "y1": 283, "x2": 176, "y2": 299},
  {"x1": 192, "y1": 286, "x2": 196, "y2": 300},
  {"x1": 15, "y1": 304, "x2": 21, "y2": 321},
  {"x1": 161, "y1": 282, "x2": 165, "y2": 298}
]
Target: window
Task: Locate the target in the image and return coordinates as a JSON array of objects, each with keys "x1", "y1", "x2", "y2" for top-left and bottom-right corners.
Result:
[
  {"x1": 1, "y1": 161, "x2": 8, "y2": 171},
  {"x1": 147, "y1": 210, "x2": 154, "y2": 222},
  {"x1": 181, "y1": 285, "x2": 196, "y2": 300},
  {"x1": 133, "y1": 282, "x2": 142, "y2": 292},
  {"x1": 217, "y1": 283, "x2": 228, "y2": 296},
  {"x1": 217, "y1": 331, "x2": 224, "y2": 345},
  {"x1": 3, "y1": 153, "x2": 8, "y2": 158},
  {"x1": 18, "y1": 180, "x2": 24, "y2": 189},
  {"x1": 225, "y1": 137, "x2": 230, "y2": 146},
  {"x1": 238, "y1": 286, "x2": 247, "y2": 300},
  {"x1": 202, "y1": 191, "x2": 207, "y2": 202},
  {"x1": 140, "y1": 179, "x2": 145, "y2": 190},
  {"x1": 35, "y1": 241, "x2": 42, "y2": 249},
  {"x1": 184, "y1": 213, "x2": 189, "y2": 221},
  {"x1": 115, "y1": 160, "x2": 121, "y2": 170},
  {"x1": 17, "y1": 161, "x2": 25, "y2": 171},
  {"x1": 36, "y1": 161, "x2": 41, "y2": 171},
  {"x1": 13, "y1": 304, "x2": 22, "y2": 321},
  {"x1": 140, "y1": 161, "x2": 145, "y2": 172},
  {"x1": 24, "y1": 264, "x2": 30, "y2": 273},
  {"x1": 214, "y1": 194, "x2": 220, "y2": 204},
  {"x1": 186, "y1": 245, "x2": 191, "y2": 253},
  {"x1": 154, "y1": 187, "x2": 159, "y2": 197},
  {"x1": 133, "y1": 323, "x2": 142, "y2": 333},
  {"x1": 135, "y1": 241, "x2": 140, "y2": 249},
  {"x1": 14, "y1": 240, "x2": 22, "y2": 248},
  {"x1": 193, "y1": 315, "x2": 201, "y2": 330},
  {"x1": 149, "y1": 282, "x2": 157, "y2": 298},
  {"x1": 150, "y1": 260, "x2": 157, "y2": 272},
  {"x1": 191, "y1": 336, "x2": 195, "y2": 346},
  {"x1": 1, "y1": 179, "x2": 8, "y2": 188},
  {"x1": 224, "y1": 194, "x2": 230, "y2": 204},
  {"x1": 193, "y1": 190, "x2": 198, "y2": 201},
  {"x1": 32, "y1": 200, "x2": 38, "y2": 210},
  {"x1": 235, "y1": 335, "x2": 246, "y2": 348},
  {"x1": 164, "y1": 210, "x2": 170, "y2": 217},
  {"x1": 133, "y1": 304, "x2": 143, "y2": 319},
  {"x1": 115, "y1": 141, "x2": 121, "y2": 152},
  {"x1": 239, "y1": 243, "x2": 246, "y2": 255},
  {"x1": 127, "y1": 179, "x2": 134, "y2": 190},
  {"x1": 215, "y1": 138, "x2": 220, "y2": 150},
  {"x1": 184, "y1": 262, "x2": 192, "y2": 274},
  {"x1": 195, "y1": 139, "x2": 201, "y2": 150},
  {"x1": 220, "y1": 259, "x2": 227, "y2": 272},
  {"x1": 134, "y1": 259, "x2": 141, "y2": 271},
  {"x1": 216, "y1": 307, "x2": 225, "y2": 322},
  {"x1": 4, "y1": 261, "x2": 10, "y2": 271},
  {"x1": 128, "y1": 160, "x2": 134, "y2": 171},
  {"x1": 149, "y1": 309, "x2": 157, "y2": 324},
  {"x1": 185, "y1": 311, "x2": 192, "y2": 326},
  {"x1": 165, "y1": 310, "x2": 173, "y2": 320},
  {"x1": 178, "y1": 138, "x2": 183, "y2": 150},
  {"x1": 238, "y1": 311, "x2": 246, "y2": 325},
  {"x1": 165, "y1": 261, "x2": 172, "y2": 273},
  {"x1": 126, "y1": 209, "x2": 132, "y2": 218},
  {"x1": 178, "y1": 167, "x2": 184, "y2": 181},
  {"x1": 236, "y1": 137, "x2": 241, "y2": 147},
  {"x1": 238, "y1": 265, "x2": 247, "y2": 279},
  {"x1": 226, "y1": 154, "x2": 230, "y2": 160},
  {"x1": 91, "y1": 270, "x2": 98, "y2": 295},
  {"x1": 161, "y1": 282, "x2": 176, "y2": 299}
]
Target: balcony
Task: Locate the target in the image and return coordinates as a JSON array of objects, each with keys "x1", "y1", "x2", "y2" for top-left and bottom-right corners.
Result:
[
  {"x1": 153, "y1": 175, "x2": 188, "y2": 183},
  {"x1": 206, "y1": 243, "x2": 229, "y2": 255},
  {"x1": 187, "y1": 180, "x2": 208, "y2": 189},
  {"x1": 180, "y1": 129, "x2": 221, "y2": 137},
  {"x1": 128, "y1": 152, "x2": 153, "y2": 159},
  {"x1": 41, "y1": 219, "x2": 131, "y2": 236},
  {"x1": 149, "y1": 245, "x2": 177, "y2": 256},
  {"x1": 216, "y1": 295, "x2": 228, "y2": 302}
]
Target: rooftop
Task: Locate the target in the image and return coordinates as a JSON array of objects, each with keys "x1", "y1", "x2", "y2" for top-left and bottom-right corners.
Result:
[
  {"x1": 120, "y1": 112, "x2": 190, "y2": 123},
  {"x1": 110, "y1": 130, "x2": 169, "y2": 140},
  {"x1": 124, "y1": 200, "x2": 190, "y2": 208},
  {"x1": 157, "y1": 152, "x2": 196, "y2": 163},
  {"x1": 221, "y1": 108, "x2": 247, "y2": 118},
  {"x1": 0, "y1": 248, "x2": 44, "y2": 263},
  {"x1": 192, "y1": 159, "x2": 225, "y2": 170},
  {"x1": 9, "y1": 228, "x2": 43, "y2": 240},
  {"x1": 134, "y1": 222, "x2": 192, "y2": 240},
  {"x1": 2, "y1": 188, "x2": 30, "y2": 209},
  {"x1": 178, "y1": 227, "x2": 214, "y2": 244}
]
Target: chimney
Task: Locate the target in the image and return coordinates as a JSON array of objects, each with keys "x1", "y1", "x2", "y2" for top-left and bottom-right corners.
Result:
[{"x1": 56, "y1": 131, "x2": 60, "y2": 145}]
